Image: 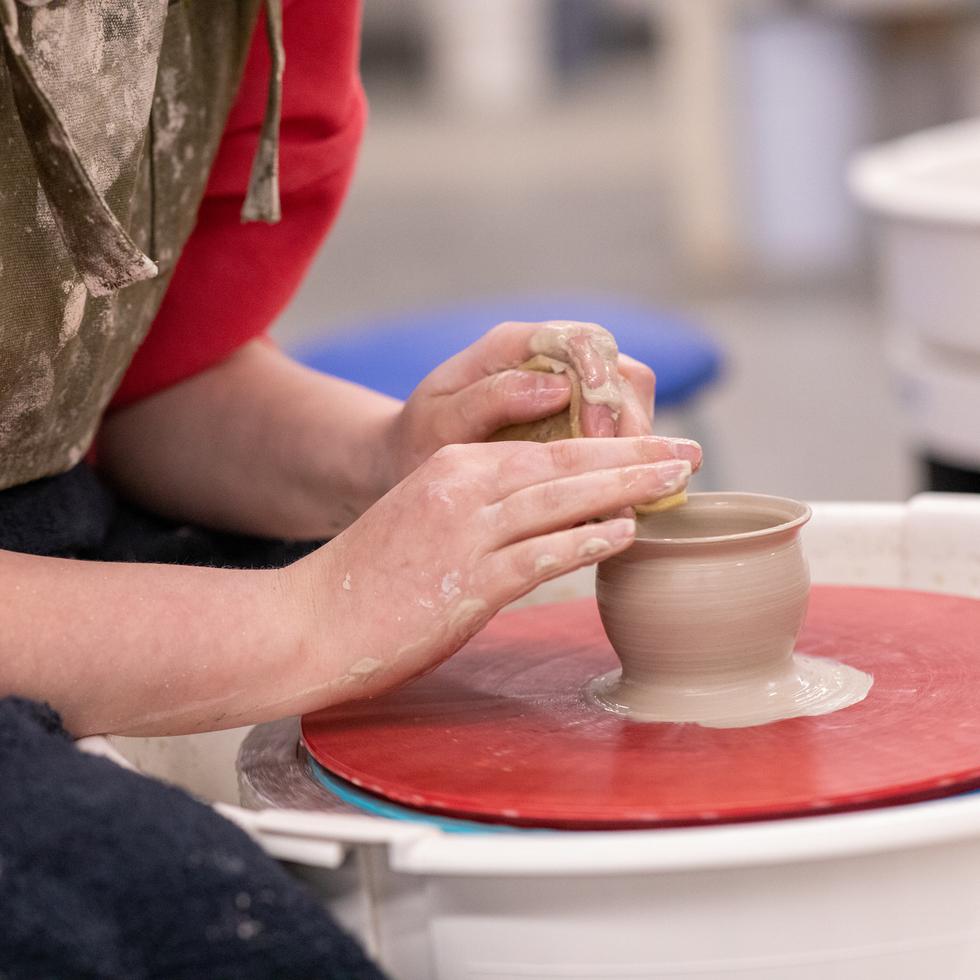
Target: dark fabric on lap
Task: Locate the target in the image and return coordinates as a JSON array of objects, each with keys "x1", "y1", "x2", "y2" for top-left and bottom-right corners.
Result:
[
  {"x1": 0, "y1": 467, "x2": 386, "y2": 978},
  {"x1": 0, "y1": 464, "x2": 115, "y2": 557},
  {"x1": 0, "y1": 462, "x2": 321, "y2": 568},
  {"x1": 0, "y1": 698, "x2": 385, "y2": 980}
]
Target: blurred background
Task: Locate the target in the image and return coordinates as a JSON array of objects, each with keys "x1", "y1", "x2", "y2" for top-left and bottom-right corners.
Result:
[{"x1": 272, "y1": 0, "x2": 980, "y2": 502}]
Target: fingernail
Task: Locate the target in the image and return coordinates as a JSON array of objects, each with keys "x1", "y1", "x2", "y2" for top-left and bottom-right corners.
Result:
[
  {"x1": 529, "y1": 372, "x2": 569, "y2": 392},
  {"x1": 607, "y1": 517, "x2": 636, "y2": 542},
  {"x1": 655, "y1": 459, "x2": 692, "y2": 492},
  {"x1": 642, "y1": 436, "x2": 701, "y2": 466},
  {"x1": 623, "y1": 460, "x2": 690, "y2": 493},
  {"x1": 595, "y1": 414, "x2": 616, "y2": 438},
  {"x1": 668, "y1": 438, "x2": 702, "y2": 466},
  {"x1": 578, "y1": 519, "x2": 635, "y2": 559}
]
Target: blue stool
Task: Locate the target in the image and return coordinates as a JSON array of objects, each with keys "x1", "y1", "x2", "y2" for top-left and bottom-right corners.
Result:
[{"x1": 292, "y1": 295, "x2": 723, "y2": 412}]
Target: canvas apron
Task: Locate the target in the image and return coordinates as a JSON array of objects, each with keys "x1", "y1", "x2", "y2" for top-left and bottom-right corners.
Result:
[{"x1": 0, "y1": 0, "x2": 283, "y2": 491}]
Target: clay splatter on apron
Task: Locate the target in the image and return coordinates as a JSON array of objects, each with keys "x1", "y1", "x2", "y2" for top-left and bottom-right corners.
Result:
[
  {"x1": 0, "y1": 0, "x2": 268, "y2": 490},
  {"x1": 26, "y1": 0, "x2": 165, "y2": 195}
]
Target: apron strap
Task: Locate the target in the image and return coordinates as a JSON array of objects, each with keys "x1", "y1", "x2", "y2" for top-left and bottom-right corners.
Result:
[
  {"x1": 241, "y1": 0, "x2": 284, "y2": 224},
  {"x1": 0, "y1": 0, "x2": 158, "y2": 296}
]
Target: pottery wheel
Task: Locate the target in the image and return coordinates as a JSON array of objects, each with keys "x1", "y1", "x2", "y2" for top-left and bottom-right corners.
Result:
[{"x1": 302, "y1": 587, "x2": 980, "y2": 829}]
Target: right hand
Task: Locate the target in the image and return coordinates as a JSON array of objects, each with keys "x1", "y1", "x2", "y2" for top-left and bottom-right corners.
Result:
[{"x1": 286, "y1": 435, "x2": 701, "y2": 710}]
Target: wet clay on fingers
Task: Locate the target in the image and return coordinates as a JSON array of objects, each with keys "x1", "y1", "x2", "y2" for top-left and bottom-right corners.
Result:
[
  {"x1": 490, "y1": 324, "x2": 686, "y2": 511},
  {"x1": 592, "y1": 493, "x2": 872, "y2": 728},
  {"x1": 491, "y1": 322, "x2": 623, "y2": 441}
]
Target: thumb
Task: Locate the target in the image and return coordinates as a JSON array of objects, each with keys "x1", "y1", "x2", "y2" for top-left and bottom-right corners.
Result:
[{"x1": 443, "y1": 368, "x2": 571, "y2": 442}]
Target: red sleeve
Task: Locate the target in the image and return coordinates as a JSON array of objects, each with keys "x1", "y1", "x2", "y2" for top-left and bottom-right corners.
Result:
[{"x1": 110, "y1": 0, "x2": 366, "y2": 409}]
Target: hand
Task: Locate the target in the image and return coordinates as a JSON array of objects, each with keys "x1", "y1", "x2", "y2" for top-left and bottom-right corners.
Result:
[
  {"x1": 287, "y1": 435, "x2": 700, "y2": 707},
  {"x1": 382, "y1": 321, "x2": 657, "y2": 485}
]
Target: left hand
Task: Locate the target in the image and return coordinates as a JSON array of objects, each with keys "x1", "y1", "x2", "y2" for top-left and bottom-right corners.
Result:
[{"x1": 382, "y1": 320, "x2": 656, "y2": 484}]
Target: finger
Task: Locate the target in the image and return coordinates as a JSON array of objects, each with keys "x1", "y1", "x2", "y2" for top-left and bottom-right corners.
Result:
[
  {"x1": 438, "y1": 368, "x2": 572, "y2": 443},
  {"x1": 614, "y1": 377, "x2": 653, "y2": 437},
  {"x1": 560, "y1": 328, "x2": 622, "y2": 437},
  {"x1": 618, "y1": 354, "x2": 656, "y2": 420},
  {"x1": 579, "y1": 400, "x2": 618, "y2": 438},
  {"x1": 480, "y1": 518, "x2": 636, "y2": 608},
  {"x1": 487, "y1": 459, "x2": 692, "y2": 546},
  {"x1": 420, "y1": 320, "x2": 617, "y2": 396},
  {"x1": 480, "y1": 436, "x2": 702, "y2": 499}
]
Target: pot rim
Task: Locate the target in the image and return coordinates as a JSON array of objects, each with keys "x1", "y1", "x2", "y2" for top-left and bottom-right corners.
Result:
[{"x1": 634, "y1": 491, "x2": 811, "y2": 546}]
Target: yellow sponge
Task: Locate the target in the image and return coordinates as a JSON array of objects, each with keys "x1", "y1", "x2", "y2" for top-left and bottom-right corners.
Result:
[{"x1": 635, "y1": 490, "x2": 688, "y2": 515}]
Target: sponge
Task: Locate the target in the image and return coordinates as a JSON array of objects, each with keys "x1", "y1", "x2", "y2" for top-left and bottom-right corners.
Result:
[
  {"x1": 635, "y1": 490, "x2": 687, "y2": 515},
  {"x1": 491, "y1": 357, "x2": 690, "y2": 515}
]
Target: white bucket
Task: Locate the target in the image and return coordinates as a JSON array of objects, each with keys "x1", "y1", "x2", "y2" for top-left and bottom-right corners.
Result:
[
  {"x1": 852, "y1": 120, "x2": 980, "y2": 468},
  {"x1": 852, "y1": 120, "x2": 980, "y2": 349}
]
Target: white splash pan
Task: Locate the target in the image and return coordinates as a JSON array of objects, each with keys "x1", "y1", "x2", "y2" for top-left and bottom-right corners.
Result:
[
  {"x1": 852, "y1": 120, "x2": 980, "y2": 467},
  {"x1": 851, "y1": 119, "x2": 980, "y2": 356},
  {"x1": 85, "y1": 494, "x2": 980, "y2": 980}
]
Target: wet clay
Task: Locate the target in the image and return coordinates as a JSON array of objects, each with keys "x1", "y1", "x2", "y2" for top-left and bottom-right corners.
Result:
[
  {"x1": 592, "y1": 493, "x2": 872, "y2": 728},
  {"x1": 528, "y1": 323, "x2": 622, "y2": 408},
  {"x1": 490, "y1": 325, "x2": 686, "y2": 511}
]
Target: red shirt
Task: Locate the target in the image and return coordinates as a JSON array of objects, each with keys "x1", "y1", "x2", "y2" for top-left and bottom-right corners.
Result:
[{"x1": 110, "y1": 0, "x2": 365, "y2": 409}]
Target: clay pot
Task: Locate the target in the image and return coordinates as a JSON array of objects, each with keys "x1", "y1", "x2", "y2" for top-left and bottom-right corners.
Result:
[{"x1": 592, "y1": 493, "x2": 871, "y2": 727}]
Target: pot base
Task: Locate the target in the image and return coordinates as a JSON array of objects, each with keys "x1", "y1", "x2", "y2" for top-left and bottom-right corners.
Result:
[{"x1": 586, "y1": 653, "x2": 873, "y2": 729}]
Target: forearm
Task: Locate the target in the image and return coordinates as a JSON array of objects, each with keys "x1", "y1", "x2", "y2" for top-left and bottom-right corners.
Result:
[
  {"x1": 0, "y1": 548, "x2": 336, "y2": 737},
  {"x1": 98, "y1": 340, "x2": 401, "y2": 539}
]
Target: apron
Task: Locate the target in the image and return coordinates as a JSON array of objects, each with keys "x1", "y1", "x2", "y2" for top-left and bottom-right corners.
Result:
[{"x1": 0, "y1": 0, "x2": 283, "y2": 491}]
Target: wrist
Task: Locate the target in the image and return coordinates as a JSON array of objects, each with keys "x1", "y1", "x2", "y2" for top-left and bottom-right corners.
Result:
[
  {"x1": 372, "y1": 402, "x2": 408, "y2": 494},
  {"x1": 273, "y1": 384, "x2": 401, "y2": 537},
  {"x1": 273, "y1": 544, "x2": 379, "y2": 716},
  {"x1": 273, "y1": 553, "x2": 319, "y2": 648}
]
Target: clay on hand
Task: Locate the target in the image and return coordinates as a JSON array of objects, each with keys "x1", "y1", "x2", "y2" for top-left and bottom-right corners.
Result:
[
  {"x1": 490, "y1": 353, "x2": 688, "y2": 514},
  {"x1": 287, "y1": 436, "x2": 698, "y2": 715}
]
